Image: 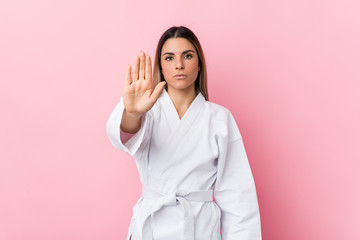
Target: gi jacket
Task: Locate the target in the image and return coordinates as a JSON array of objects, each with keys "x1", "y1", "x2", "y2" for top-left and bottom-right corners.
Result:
[{"x1": 106, "y1": 88, "x2": 262, "y2": 240}]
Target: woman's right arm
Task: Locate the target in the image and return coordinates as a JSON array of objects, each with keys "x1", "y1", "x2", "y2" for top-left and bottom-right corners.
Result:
[
  {"x1": 120, "y1": 109, "x2": 144, "y2": 134},
  {"x1": 106, "y1": 97, "x2": 148, "y2": 155},
  {"x1": 120, "y1": 50, "x2": 166, "y2": 134},
  {"x1": 106, "y1": 50, "x2": 166, "y2": 155}
]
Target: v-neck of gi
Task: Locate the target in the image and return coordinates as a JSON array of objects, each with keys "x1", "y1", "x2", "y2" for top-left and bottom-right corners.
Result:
[
  {"x1": 160, "y1": 88, "x2": 204, "y2": 127},
  {"x1": 151, "y1": 88, "x2": 206, "y2": 171}
]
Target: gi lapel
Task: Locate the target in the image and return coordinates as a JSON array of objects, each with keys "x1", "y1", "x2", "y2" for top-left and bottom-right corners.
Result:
[
  {"x1": 155, "y1": 88, "x2": 206, "y2": 163},
  {"x1": 158, "y1": 88, "x2": 181, "y2": 132}
]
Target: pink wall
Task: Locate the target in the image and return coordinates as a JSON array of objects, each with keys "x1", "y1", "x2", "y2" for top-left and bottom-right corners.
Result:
[{"x1": 1, "y1": 0, "x2": 359, "y2": 239}]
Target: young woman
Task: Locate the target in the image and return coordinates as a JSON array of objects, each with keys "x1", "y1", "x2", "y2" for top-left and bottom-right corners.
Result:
[{"x1": 106, "y1": 26, "x2": 262, "y2": 240}]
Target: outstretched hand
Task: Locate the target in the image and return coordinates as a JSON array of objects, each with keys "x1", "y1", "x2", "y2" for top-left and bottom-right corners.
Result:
[{"x1": 123, "y1": 50, "x2": 166, "y2": 117}]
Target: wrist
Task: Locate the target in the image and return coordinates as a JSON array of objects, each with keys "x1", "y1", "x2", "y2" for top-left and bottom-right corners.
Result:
[{"x1": 124, "y1": 108, "x2": 143, "y2": 119}]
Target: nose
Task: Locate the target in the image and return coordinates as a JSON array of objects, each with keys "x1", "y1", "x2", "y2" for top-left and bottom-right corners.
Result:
[{"x1": 176, "y1": 58, "x2": 184, "y2": 70}]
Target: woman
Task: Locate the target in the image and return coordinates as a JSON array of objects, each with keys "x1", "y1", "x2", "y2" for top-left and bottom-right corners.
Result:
[{"x1": 106, "y1": 26, "x2": 262, "y2": 240}]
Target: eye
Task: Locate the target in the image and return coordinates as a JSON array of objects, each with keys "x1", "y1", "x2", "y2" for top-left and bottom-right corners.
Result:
[{"x1": 164, "y1": 54, "x2": 193, "y2": 61}]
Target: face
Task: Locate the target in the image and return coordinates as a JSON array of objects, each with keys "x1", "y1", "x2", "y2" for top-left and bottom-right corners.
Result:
[{"x1": 160, "y1": 37, "x2": 200, "y2": 92}]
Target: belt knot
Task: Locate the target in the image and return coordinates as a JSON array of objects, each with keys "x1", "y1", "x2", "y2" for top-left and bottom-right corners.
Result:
[
  {"x1": 135, "y1": 185, "x2": 213, "y2": 240},
  {"x1": 162, "y1": 189, "x2": 189, "y2": 205}
]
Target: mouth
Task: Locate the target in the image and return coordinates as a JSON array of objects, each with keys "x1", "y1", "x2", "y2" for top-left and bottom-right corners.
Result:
[{"x1": 174, "y1": 74, "x2": 187, "y2": 79}]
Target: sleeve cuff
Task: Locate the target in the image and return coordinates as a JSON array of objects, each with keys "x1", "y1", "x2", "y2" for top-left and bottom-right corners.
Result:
[
  {"x1": 106, "y1": 97, "x2": 151, "y2": 156},
  {"x1": 120, "y1": 128, "x2": 136, "y2": 144}
]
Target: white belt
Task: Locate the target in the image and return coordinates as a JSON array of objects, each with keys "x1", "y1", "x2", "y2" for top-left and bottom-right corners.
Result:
[{"x1": 135, "y1": 185, "x2": 213, "y2": 240}]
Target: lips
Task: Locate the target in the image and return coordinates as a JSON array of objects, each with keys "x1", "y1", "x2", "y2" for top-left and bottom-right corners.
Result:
[{"x1": 174, "y1": 74, "x2": 187, "y2": 80}]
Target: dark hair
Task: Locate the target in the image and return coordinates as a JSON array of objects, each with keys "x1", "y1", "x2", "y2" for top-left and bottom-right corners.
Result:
[{"x1": 153, "y1": 26, "x2": 209, "y2": 101}]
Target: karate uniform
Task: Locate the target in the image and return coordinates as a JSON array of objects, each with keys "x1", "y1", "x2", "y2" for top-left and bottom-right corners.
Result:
[{"x1": 106, "y1": 87, "x2": 262, "y2": 240}]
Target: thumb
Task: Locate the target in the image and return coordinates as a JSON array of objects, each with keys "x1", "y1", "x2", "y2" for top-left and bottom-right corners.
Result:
[{"x1": 150, "y1": 81, "x2": 166, "y2": 103}]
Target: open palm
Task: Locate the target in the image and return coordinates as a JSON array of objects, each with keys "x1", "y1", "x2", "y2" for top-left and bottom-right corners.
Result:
[{"x1": 123, "y1": 50, "x2": 166, "y2": 116}]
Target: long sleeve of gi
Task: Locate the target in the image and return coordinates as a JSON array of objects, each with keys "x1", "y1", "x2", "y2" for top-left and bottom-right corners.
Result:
[
  {"x1": 106, "y1": 96, "x2": 151, "y2": 156},
  {"x1": 213, "y1": 111, "x2": 262, "y2": 240}
]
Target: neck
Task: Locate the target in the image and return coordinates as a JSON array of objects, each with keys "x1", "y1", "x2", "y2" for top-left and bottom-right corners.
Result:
[{"x1": 166, "y1": 85, "x2": 197, "y2": 112}]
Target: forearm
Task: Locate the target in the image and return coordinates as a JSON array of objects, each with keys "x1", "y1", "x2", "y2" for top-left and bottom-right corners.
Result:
[{"x1": 120, "y1": 108, "x2": 144, "y2": 134}]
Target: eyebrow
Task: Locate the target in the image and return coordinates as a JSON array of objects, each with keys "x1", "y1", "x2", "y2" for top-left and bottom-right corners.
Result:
[{"x1": 162, "y1": 49, "x2": 195, "y2": 56}]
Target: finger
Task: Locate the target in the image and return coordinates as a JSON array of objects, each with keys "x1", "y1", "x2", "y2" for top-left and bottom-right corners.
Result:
[
  {"x1": 145, "y1": 54, "x2": 152, "y2": 82},
  {"x1": 125, "y1": 64, "x2": 132, "y2": 86},
  {"x1": 139, "y1": 51, "x2": 145, "y2": 80},
  {"x1": 150, "y1": 81, "x2": 166, "y2": 102},
  {"x1": 133, "y1": 55, "x2": 139, "y2": 81}
]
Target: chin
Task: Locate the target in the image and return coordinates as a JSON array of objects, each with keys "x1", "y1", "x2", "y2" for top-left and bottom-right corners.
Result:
[{"x1": 167, "y1": 81, "x2": 195, "y2": 91}]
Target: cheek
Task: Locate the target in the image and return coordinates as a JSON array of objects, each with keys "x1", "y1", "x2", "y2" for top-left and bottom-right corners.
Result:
[
  {"x1": 162, "y1": 65, "x2": 171, "y2": 76},
  {"x1": 188, "y1": 62, "x2": 199, "y2": 73},
  {"x1": 187, "y1": 58, "x2": 199, "y2": 68},
  {"x1": 162, "y1": 63, "x2": 176, "y2": 76}
]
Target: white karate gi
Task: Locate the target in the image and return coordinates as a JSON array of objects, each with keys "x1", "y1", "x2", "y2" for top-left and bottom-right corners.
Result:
[{"x1": 106, "y1": 87, "x2": 262, "y2": 240}]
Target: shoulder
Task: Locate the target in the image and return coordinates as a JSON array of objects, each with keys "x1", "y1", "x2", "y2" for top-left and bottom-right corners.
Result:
[
  {"x1": 204, "y1": 100, "x2": 233, "y2": 121},
  {"x1": 204, "y1": 100, "x2": 242, "y2": 141}
]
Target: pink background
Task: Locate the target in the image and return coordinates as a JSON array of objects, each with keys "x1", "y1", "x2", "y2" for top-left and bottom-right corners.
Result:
[{"x1": 1, "y1": 0, "x2": 359, "y2": 239}]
